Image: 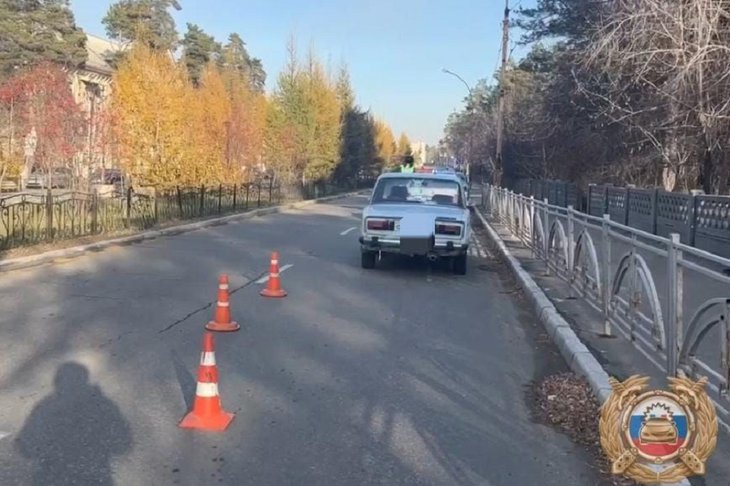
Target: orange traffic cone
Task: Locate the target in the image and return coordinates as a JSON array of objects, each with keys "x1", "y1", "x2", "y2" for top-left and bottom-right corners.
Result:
[
  {"x1": 260, "y1": 251, "x2": 287, "y2": 298},
  {"x1": 205, "y1": 274, "x2": 240, "y2": 332},
  {"x1": 179, "y1": 332, "x2": 235, "y2": 431}
]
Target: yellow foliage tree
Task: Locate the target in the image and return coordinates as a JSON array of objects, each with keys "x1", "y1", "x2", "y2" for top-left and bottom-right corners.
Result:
[
  {"x1": 374, "y1": 119, "x2": 396, "y2": 169},
  {"x1": 112, "y1": 44, "x2": 193, "y2": 189},
  {"x1": 112, "y1": 38, "x2": 398, "y2": 192},
  {"x1": 397, "y1": 132, "x2": 412, "y2": 157},
  {"x1": 223, "y1": 69, "x2": 267, "y2": 182},
  {"x1": 303, "y1": 57, "x2": 341, "y2": 182},
  {"x1": 190, "y1": 64, "x2": 231, "y2": 184},
  {"x1": 266, "y1": 41, "x2": 342, "y2": 185}
]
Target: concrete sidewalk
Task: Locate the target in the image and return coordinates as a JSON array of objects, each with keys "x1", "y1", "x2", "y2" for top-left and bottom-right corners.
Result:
[{"x1": 481, "y1": 211, "x2": 730, "y2": 486}]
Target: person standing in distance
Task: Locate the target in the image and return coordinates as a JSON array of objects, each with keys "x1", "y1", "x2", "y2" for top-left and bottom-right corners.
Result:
[{"x1": 400, "y1": 155, "x2": 415, "y2": 173}]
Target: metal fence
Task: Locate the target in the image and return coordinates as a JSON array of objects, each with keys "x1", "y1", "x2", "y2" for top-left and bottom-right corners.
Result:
[
  {"x1": 483, "y1": 184, "x2": 730, "y2": 429},
  {"x1": 513, "y1": 179, "x2": 730, "y2": 259},
  {"x1": 513, "y1": 179, "x2": 584, "y2": 211},
  {"x1": 588, "y1": 184, "x2": 730, "y2": 258},
  {"x1": 0, "y1": 178, "x2": 355, "y2": 251}
]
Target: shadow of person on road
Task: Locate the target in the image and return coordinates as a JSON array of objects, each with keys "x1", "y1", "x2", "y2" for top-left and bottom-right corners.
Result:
[{"x1": 14, "y1": 362, "x2": 132, "y2": 486}]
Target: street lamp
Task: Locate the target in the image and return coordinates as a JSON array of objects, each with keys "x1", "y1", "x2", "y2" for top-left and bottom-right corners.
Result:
[{"x1": 442, "y1": 68, "x2": 474, "y2": 180}]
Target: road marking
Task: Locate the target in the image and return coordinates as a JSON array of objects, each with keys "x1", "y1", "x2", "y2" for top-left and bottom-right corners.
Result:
[
  {"x1": 340, "y1": 226, "x2": 357, "y2": 236},
  {"x1": 256, "y1": 264, "x2": 293, "y2": 284}
]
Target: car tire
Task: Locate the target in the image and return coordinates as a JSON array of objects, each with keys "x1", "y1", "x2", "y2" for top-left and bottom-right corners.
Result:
[
  {"x1": 361, "y1": 250, "x2": 376, "y2": 269},
  {"x1": 453, "y1": 253, "x2": 467, "y2": 275}
]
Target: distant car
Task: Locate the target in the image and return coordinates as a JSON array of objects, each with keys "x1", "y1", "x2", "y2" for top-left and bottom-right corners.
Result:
[
  {"x1": 359, "y1": 172, "x2": 471, "y2": 274},
  {"x1": 26, "y1": 168, "x2": 73, "y2": 189},
  {"x1": 92, "y1": 168, "x2": 123, "y2": 185},
  {"x1": 0, "y1": 177, "x2": 20, "y2": 193},
  {"x1": 456, "y1": 172, "x2": 470, "y2": 202}
]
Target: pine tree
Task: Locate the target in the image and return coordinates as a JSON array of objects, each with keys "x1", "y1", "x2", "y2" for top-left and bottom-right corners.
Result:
[
  {"x1": 0, "y1": 0, "x2": 87, "y2": 79},
  {"x1": 221, "y1": 33, "x2": 266, "y2": 93},
  {"x1": 182, "y1": 23, "x2": 220, "y2": 87},
  {"x1": 103, "y1": 0, "x2": 178, "y2": 52}
]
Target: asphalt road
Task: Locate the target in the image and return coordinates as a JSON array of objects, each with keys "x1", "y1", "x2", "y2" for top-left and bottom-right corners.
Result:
[{"x1": 0, "y1": 194, "x2": 603, "y2": 485}]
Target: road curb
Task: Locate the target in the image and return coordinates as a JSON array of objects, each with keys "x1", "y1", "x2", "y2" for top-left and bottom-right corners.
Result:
[
  {"x1": 474, "y1": 206, "x2": 613, "y2": 404},
  {"x1": 0, "y1": 190, "x2": 368, "y2": 273}
]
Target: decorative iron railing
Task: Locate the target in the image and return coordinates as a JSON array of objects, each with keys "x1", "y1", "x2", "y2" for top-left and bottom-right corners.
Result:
[
  {"x1": 484, "y1": 184, "x2": 730, "y2": 431},
  {"x1": 0, "y1": 178, "x2": 362, "y2": 251}
]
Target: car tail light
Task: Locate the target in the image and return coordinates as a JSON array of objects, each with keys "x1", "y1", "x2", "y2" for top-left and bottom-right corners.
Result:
[
  {"x1": 435, "y1": 223, "x2": 462, "y2": 236},
  {"x1": 367, "y1": 218, "x2": 395, "y2": 231}
]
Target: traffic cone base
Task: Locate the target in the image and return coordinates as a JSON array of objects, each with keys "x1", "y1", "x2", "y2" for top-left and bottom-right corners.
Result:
[
  {"x1": 205, "y1": 320, "x2": 240, "y2": 332},
  {"x1": 179, "y1": 408, "x2": 234, "y2": 431},
  {"x1": 260, "y1": 287, "x2": 287, "y2": 298}
]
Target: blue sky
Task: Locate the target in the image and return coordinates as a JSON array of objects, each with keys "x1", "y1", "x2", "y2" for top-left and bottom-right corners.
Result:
[{"x1": 70, "y1": 0, "x2": 535, "y2": 145}]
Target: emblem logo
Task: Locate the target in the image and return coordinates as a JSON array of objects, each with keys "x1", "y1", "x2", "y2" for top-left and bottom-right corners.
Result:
[{"x1": 599, "y1": 375, "x2": 718, "y2": 484}]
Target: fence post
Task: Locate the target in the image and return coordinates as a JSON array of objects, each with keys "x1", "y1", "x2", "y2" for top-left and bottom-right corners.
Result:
[
  {"x1": 624, "y1": 187, "x2": 631, "y2": 225},
  {"x1": 257, "y1": 182, "x2": 262, "y2": 207},
  {"x1": 628, "y1": 232, "x2": 638, "y2": 340},
  {"x1": 176, "y1": 186, "x2": 183, "y2": 217},
  {"x1": 601, "y1": 214, "x2": 612, "y2": 336},
  {"x1": 603, "y1": 185, "x2": 609, "y2": 215},
  {"x1": 529, "y1": 196, "x2": 536, "y2": 258},
  {"x1": 91, "y1": 190, "x2": 98, "y2": 234},
  {"x1": 218, "y1": 184, "x2": 223, "y2": 214},
  {"x1": 497, "y1": 187, "x2": 507, "y2": 220},
  {"x1": 506, "y1": 191, "x2": 512, "y2": 231},
  {"x1": 563, "y1": 182, "x2": 568, "y2": 208},
  {"x1": 500, "y1": 188, "x2": 505, "y2": 220},
  {"x1": 126, "y1": 187, "x2": 132, "y2": 229},
  {"x1": 233, "y1": 184, "x2": 237, "y2": 210},
  {"x1": 567, "y1": 205, "x2": 575, "y2": 298},
  {"x1": 245, "y1": 184, "x2": 250, "y2": 209},
  {"x1": 494, "y1": 187, "x2": 499, "y2": 218},
  {"x1": 666, "y1": 233, "x2": 683, "y2": 376},
  {"x1": 688, "y1": 190, "x2": 703, "y2": 246},
  {"x1": 45, "y1": 188, "x2": 53, "y2": 241},
  {"x1": 651, "y1": 188, "x2": 659, "y2": 235},
  {"x1": 153, "y1": 187, "x2": 158, "y2": 223},
  {"x1": 542, "y1": 198, "x2": 550, "y2": 274},
  {"x1": 587, "y1": 184, "x2": 594, "y2": 215},
  {"x1": 515, "y1": 195, "x2": 523, "y2": 240},
  {"x1": 199, "y1": 185, "x2": 205, "y2": 216}
]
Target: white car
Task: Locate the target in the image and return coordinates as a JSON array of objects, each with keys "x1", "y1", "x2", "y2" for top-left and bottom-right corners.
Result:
[{"x1": 359, "y1": 172, "x2": 472, "y2": 274}]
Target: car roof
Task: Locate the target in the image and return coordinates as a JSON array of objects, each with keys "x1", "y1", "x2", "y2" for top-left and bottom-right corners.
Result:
[{"x1": 377, "y1": 172, "x2": 460, "y2": 182}]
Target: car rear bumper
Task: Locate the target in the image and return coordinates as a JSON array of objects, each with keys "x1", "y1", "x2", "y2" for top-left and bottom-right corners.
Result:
[{"x1": 359, "y1": 236, "x2": 467, "y2": 256}]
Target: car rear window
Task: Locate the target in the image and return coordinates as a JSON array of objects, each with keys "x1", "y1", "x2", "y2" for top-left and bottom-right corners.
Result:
[{"x1": 371, "y1": 177, "x2": 463, "y2": 207}]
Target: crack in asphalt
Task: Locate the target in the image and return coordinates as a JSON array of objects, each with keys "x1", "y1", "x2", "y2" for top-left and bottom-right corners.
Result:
[{"x1": 158, "y1": 269, "x2": 269, "y2": 334}]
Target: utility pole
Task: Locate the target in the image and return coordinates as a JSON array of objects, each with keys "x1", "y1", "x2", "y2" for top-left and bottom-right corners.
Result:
[{"x1": 494, "y1": 0, "x2": 510, "y2": 186}]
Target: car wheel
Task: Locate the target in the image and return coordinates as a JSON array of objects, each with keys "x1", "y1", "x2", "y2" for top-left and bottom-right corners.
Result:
[
  {"x1": 453, "y1": 253, "x2": 467, "y2": 275},
  {"x1": 361, "y1": 250, "x2": 376, "y2": 269}
]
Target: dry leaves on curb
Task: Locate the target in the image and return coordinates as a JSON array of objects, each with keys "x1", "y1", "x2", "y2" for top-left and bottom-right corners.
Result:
[{"x1": 534, "y1": 373, "x2": 639, "y2": 486}]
